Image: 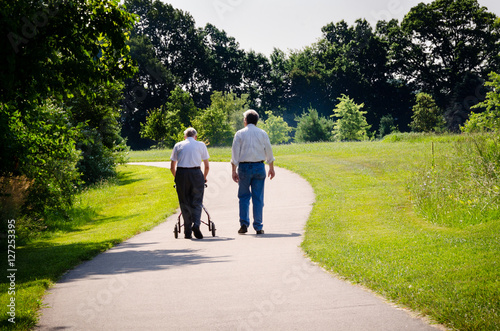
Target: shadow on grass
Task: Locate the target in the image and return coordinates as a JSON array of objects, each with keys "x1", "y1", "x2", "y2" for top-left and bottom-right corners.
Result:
[{"x1": 117, "y1": 170, "x2": 145, "y2": 186}]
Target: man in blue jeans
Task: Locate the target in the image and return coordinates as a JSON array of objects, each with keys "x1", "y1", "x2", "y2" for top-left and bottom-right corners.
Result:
[{"x1": 231, "y1": 110, "x2": 275, "y2": 235}]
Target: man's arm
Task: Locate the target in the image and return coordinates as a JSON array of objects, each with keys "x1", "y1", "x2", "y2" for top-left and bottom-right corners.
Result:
[
  {"x1": 231, "y1": 162, "x2": 239, "y2": 183},
  {"x1": 170, "y1": 161, "x2": 177, "y2": 177},
  {"x1": 203, "y1": 159, "x2": 209, "y2": 182}
]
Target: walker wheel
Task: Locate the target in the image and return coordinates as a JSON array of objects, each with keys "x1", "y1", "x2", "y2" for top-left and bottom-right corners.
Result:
[
  {"x1": 174, "y1": 225, "x2": 179, "y2": 238},
  {"x1": 211, "y1": 222, "x2": 216, "y2": 237}
]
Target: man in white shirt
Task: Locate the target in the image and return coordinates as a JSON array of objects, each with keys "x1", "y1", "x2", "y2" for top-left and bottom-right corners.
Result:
[
  {"x1": 171, "y1": 128, "x2": 210, "y2": 239},
  {"x1": 231, "y1": 110, "x2": 275, "y2": 235}
]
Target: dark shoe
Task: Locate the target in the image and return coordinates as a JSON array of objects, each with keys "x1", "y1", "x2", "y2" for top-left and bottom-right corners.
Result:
[
  {"x1": 184, "y1": 235, "x2": 192, "y2": 239},
  {"x1": 193, "y1": 226, "x2": 203, "y2": 239},
  {"x1": 256, "y1": 230, "x2": 265, "y2": 235},
  {"x1": 238, "y1": 225, "x2": 248, "y2": 234}
]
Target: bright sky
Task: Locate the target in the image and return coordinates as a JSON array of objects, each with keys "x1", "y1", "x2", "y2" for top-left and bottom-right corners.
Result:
[{"x1": 161, "y1": 0, "x2": 500, "y2": 56}]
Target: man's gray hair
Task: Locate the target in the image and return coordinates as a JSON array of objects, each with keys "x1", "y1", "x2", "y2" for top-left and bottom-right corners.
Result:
[
  {"x1": 243, "y1": 109, "x2": 259, "y2": 125},
  {"x1": 184, "y1": 127, "x2": 197, "y2": 138}
]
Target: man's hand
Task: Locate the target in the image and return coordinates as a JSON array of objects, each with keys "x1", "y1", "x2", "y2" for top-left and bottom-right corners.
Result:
[
  {"x1": 268, "y1": 162, "x2": 275, "y2": 180},
  {"x1": 232, "y1": 171, "x2": 239, "y2": 183},
  {"x1": 268, "y1": 168, "x2": 275, "y2": 180}
]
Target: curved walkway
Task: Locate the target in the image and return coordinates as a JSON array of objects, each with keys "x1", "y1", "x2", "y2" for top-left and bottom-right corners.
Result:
[{"x1": 37, "y1": 162, "x2": 440, "y2": 330}]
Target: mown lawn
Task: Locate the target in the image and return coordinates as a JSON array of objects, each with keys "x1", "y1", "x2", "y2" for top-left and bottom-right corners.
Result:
[
  {"x1": 128, "y1": 138, "x2": 499, "y2": 330},
  {"x1": 0, "y1": 165, "x2": 178, "y2": 331},
  {"x1": 2, "y1": 137, "x2": 498, "y2": 331}
]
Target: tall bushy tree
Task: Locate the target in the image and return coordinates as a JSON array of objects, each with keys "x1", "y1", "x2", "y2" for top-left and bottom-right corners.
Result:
[
  {"x1": 331, "y1": 95, "x2": 371, "y2": 141},
  {"x1": 462, "y1": 72, "x2": 500, "y2": 133},
  {"x1": 140, "y1": 87, "x2": 197, "y2": 148},
  {"x1": 193, "y1": 91, "x2": 248, "y2": 146},
  {"x1": 409, "y1": 93, "x2": 446, "y2": 132},
  {"x1": 390, "y1": 0, "x2": 500, "y2": 119},
  {"x1": 123, "y1": 0, "x2": 206, "y2": 148},
  {"x1": 67, "y1": 81, "x2": 129, "y2": 184},
  {"x1": 0, "y1": 0, "x2": 136, "y2": 227}
]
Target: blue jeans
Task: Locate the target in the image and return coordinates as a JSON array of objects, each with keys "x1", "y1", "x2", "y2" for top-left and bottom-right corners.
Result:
[{"x1": 238, "y1": 162, "x2": 266, "y2": 231}]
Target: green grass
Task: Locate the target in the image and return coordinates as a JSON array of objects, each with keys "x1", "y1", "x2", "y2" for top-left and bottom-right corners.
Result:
[
  {"x1": 129, "y1": 138, "x2": 499, "y2": 330},
  {"x1": 3, "y1": 137, "x2": 498, "y2": 330},
  {"x1": 0, "y1": 165, "x2": 178, "y2": 330}
]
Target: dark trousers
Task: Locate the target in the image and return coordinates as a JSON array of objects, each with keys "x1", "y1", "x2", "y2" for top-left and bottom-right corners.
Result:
[{"x1": 174, "y1": 168, "x2": 205, "y2": 235}]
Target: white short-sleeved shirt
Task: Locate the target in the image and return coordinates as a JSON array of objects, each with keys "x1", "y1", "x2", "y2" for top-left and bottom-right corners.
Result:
[
  {"x1": 170, "y1": 137, "x2": 209, "y2": 168},
  {"x1": 231, "y1": 124, "x2": 275, "y2": 166}
]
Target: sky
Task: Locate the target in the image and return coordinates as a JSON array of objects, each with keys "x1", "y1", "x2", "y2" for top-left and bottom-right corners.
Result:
[{"x1": 161, "y1": 0, "x2": 500, "y2": 56}]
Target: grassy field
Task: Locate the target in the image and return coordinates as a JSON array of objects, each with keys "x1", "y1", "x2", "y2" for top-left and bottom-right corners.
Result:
[
  {"x1": 128, "y1": 136, "x2": 499, "y2": 330},
  {"x1": 0, "y1": 165, "x2": 178, "y2": 330}
]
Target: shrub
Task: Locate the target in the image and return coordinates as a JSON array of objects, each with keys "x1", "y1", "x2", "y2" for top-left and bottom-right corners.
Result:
[
  {"x1": 1, "y1": 101, "x2": 82, "y2": 236},
  {"x1": 260, "y1": 111, "x2": 293, "y2": 144},
  {"x1": 295, "y1": 107, "x2": 333, "y2": 142}
]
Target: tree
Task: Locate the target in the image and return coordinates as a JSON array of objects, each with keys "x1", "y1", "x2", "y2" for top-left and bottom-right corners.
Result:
[
  {"x1": 295, "y1": 107, "x2": 333, "y2": 142},
  {"x1": 0, "y1": 0, "x2": 136, "y2": 227},
  {"x1": 192, "y1": 107, "x2": 234, "y2": 147},
  {"x1": 1, "y1": 0, "x2": 136, "y2": 107},
  {"x1": 67, "y1": 82, "x2": 129, "y2": 184},
  {"x1": 462, "y1": 72, "x2": 500, "y2": 133},
  {"x1": 331, "y1": 95, "x2": 371, "y2": 141},
  {"x1": 259, "y1": 111, "x2": 293, "y2": 145},
  {"x1": 378, "y1": 114, "x2": 399, "y2": 138},
  {"x1": 192, "y1": 91, "x2": 249, "y2": 146},
  {"x1": 390, "y1": 0, "x2": 500, "y2": 113},
  {"x1": 409, "y1": 93, "x2": 446, "y2": 132},
  {"x1": 1, "y1": 101, "x2": 82, "y2": 223},
  {"x1": 122, "y1": 0, "x2": 206, "y2": 148},
  {"x1": 140, "y1": 87, "x2": 197, "y2": 148},
  {"x1": 201, "y1": 23, "x2": 245, "y2": 94}
]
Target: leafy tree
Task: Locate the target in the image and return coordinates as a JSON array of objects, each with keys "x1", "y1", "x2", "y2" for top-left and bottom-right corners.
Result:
[
  {"x1": 192, "y1": 107, "x2": 233, "y2": 147},
  {"x1": 462, "y1": 72, "x2": 500, "y2": 132},
  {"x1": 391, "y1": 0, "x2": 500, "y2": 112},
  {"x1": 140, "y1": 87, "x2": 197, "y2": 148},
  {"x1": 122, "y1": 34, "x2": 177, "y2": 150},
  {"x1": 1, "y1": 101, "x2": 82, "y2": 223},
  {"x1": 331, "y1": 95, "x2": 371, "y2": 141},
  {"x1": 193, "y1": 91, "x2": 248, "y2": 146},
  {"x1": 295, "y1": 107, "x2": 333, "y2": 142},
  {"x1": 259, "y1": 111, "x2": 293, "y2": 145},
  {"x1": 409, "y1": 93, "x2": 446, "y2": 132},
  {"x1": 0, "y1": 0, "x2": 136, "y2": 229},
  {"x1": 378, "y1": 114, "x2": 399, "y2": 138},
  {"x1": 66, "y1": 81, "x2": 129, "y2": 184},
  {"x1": 123, "y1": 0, "x2": 206, "y2": 148},
  {"x1": 1, "y1": 0, "x2": 136, "y2": 107},
  {"x1": 202, "y1": 23, "x2": 245, "y2": 94}
]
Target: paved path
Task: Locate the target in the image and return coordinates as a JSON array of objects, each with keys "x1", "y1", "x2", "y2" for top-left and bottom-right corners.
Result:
[{"x1": 37, "y1": 162, "x2": 440, "y2": 330}]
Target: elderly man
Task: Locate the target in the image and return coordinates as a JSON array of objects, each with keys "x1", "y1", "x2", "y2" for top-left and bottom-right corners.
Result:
[
  {"x1": 231, "y1": 109, "x2": 275, "y2": 235},
  {"x1": 170, "y1": 128, "x2": 209, "y2": 239}
]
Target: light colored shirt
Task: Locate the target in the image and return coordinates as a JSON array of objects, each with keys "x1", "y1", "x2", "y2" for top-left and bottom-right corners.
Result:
[
  {"x1": 231, "y1": 124, "x2": 275, "y2": 166},
  {"x1": 170, "y1": 137, "x2": 209, "y2": 168}
]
